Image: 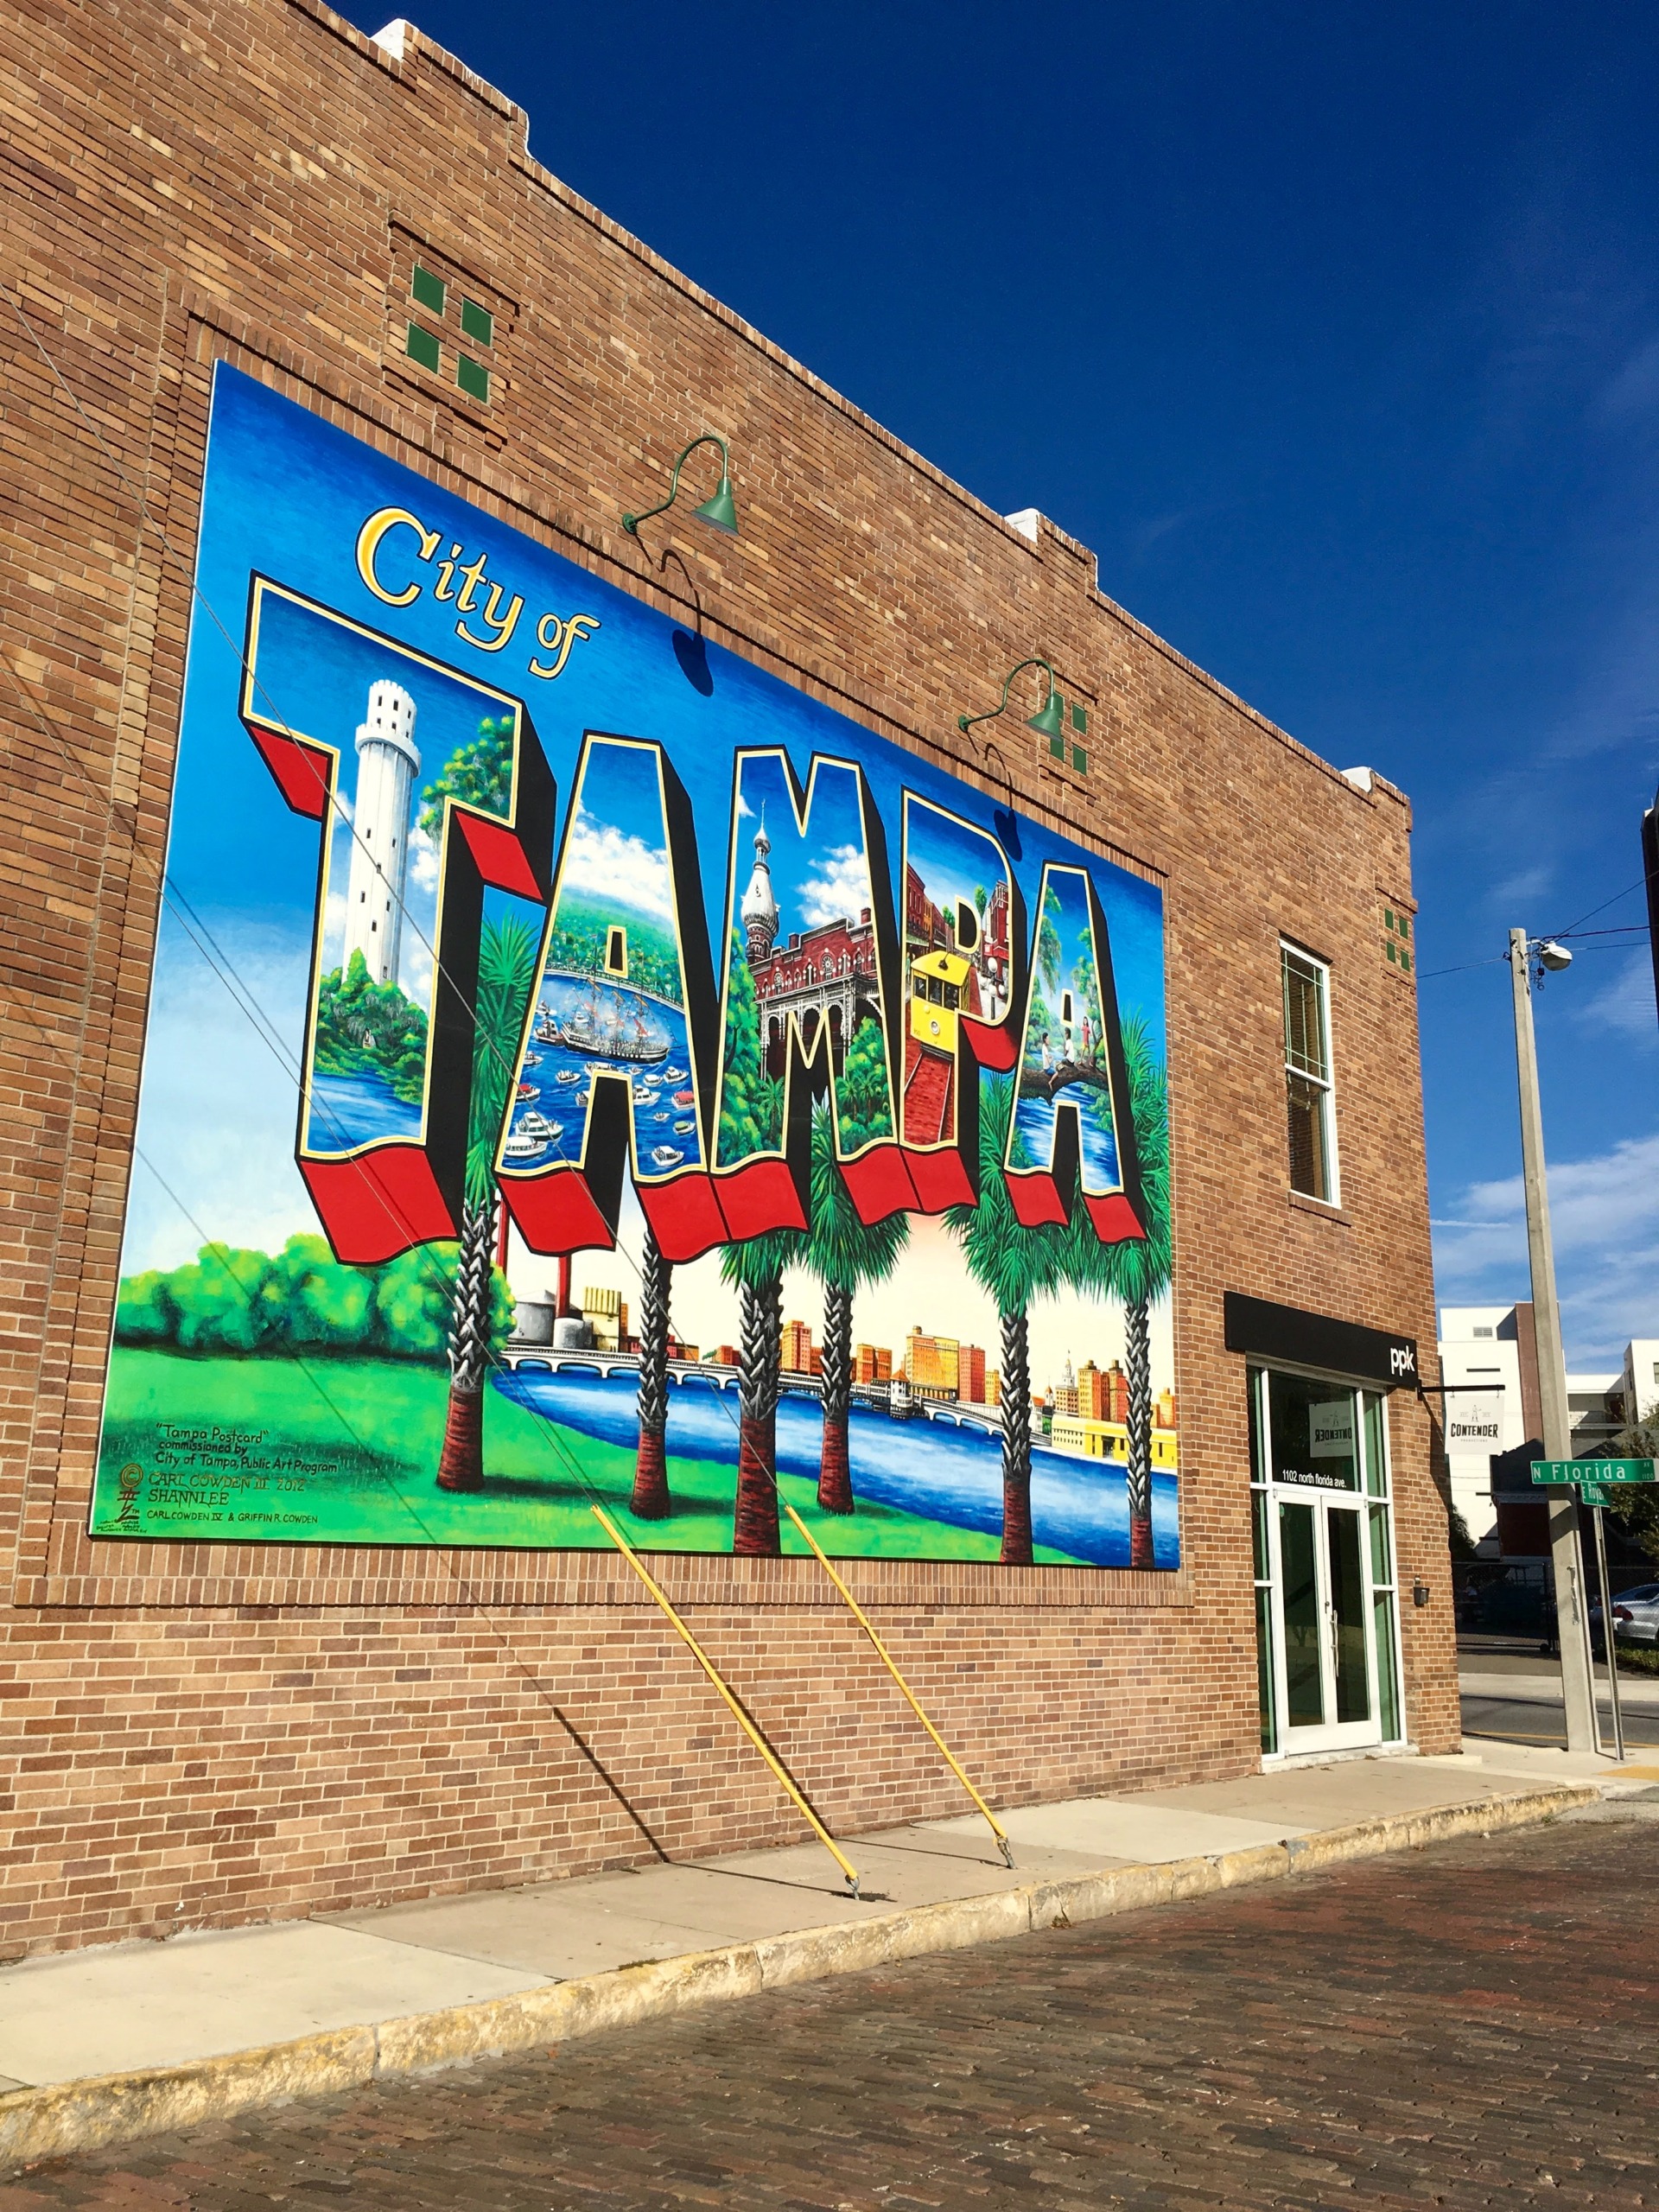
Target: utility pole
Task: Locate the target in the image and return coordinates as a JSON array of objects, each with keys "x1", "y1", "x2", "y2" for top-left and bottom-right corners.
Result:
[{"x1": 1509, "y1": 927, "x2": 1598, "y2": 1753}]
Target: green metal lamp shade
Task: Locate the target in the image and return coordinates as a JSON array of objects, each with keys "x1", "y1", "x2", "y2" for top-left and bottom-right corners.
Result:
[
  {"x1": 957, "y1": 655, "x2": 1063, "y2": 743},
  {"x1": 622, "y1": 433, "x2": 739, "y2": 538},
  {"x1": 693, "y1": 471, "x2": 739, "y2": 536},
  {"x1": 1025, "y1": 686, "x2": 1065, "y2": 741}
]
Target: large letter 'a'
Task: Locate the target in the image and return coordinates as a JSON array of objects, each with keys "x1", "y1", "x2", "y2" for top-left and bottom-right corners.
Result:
[
  {"x1": 1004, "y1": 861, "x2": 1147, "y2": 1243},
  {"x1": 240, "y1": 578, "x2": 556, "y2": 1263}
]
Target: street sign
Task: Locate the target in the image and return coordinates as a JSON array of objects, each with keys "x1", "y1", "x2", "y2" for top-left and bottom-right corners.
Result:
[
  {"x1": 1531, "y1": 1458, "x2": 1657, "y2": 1485},
  {"x1": 1578, "y1": 1483, "x2": 1613, "y2": 1507}
]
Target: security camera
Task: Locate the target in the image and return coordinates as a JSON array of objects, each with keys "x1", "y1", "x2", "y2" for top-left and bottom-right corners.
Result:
[{"x1": 1536, "y1": 940, "x2": 1573, "y2": 971}]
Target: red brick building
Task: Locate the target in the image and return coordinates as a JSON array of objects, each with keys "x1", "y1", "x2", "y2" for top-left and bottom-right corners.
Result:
[{"x1": 0, "y1": 0, "x2": 1453, "y2": 1961}]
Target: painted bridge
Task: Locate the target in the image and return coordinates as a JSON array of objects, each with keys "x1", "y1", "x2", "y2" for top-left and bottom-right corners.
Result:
[{"x1": 498, "y1": 1346, "x2": 1003, "y2": 1434}]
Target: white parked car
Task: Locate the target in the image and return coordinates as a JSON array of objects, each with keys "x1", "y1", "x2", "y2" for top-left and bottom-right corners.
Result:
[{"x1": 1609, "y1": 1583, "x2": 1659, "y2": 1646}]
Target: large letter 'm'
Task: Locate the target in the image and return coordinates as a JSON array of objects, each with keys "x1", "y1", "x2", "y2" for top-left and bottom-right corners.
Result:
[
  {"x1": 497, "y1": 734, "x2": 724, "y2": 1264},
  {"x1": 712, "y1": 749, "x2": 911, "y2": 1238},
  {"x1": 242, "y1": 578, "x2": 556, "y2": 1263},
  {"x1": 1003, "y1": 861, "x2": 1146, "y2": 1241}
]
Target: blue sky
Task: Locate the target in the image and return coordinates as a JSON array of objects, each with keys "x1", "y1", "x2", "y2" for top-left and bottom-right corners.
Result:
[{"x1": 330, "y1": 0, "x2": 1659, "y2": 1362}]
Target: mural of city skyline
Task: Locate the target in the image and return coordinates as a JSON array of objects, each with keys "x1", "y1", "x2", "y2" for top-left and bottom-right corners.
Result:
[{"x1": 92, "y1": 366, "x2": 1177, "y2": 1570}]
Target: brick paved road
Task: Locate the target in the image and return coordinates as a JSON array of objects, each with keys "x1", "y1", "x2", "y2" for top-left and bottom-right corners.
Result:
[{"x1": 4, "y1": 1802, "x2": 1656, "y2": 2211}]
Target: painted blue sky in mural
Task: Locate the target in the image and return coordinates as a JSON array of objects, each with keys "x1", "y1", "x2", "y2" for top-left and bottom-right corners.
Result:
[
  {"x1": 127, "y1": 364, "x2": 1163, "y2": 1277},
  {"x1": 111, "y1": 363, "x2": 1179, "y2": 1567},
  {"x1": 177, "y1": 369, "x2": 1162, "y2": 1042}
]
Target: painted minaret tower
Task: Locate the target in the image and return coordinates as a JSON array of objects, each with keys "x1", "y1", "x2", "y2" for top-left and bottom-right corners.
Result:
[
  {"x1": 740, "y1": 806, "x2": 779, "y2": 964},
  {"x1": 343, "y1": 681, "x2": 420, "y2": 988}
]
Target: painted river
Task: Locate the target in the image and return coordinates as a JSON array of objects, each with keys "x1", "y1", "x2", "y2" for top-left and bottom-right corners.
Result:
[{"x1": 493, "y1": 1364, "x2": 1179, "y2": 1567}]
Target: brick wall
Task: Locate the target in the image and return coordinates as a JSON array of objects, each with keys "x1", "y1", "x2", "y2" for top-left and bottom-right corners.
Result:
[{"x1": 0, "y1": 0, "x2": 1456, "y2": 1959}]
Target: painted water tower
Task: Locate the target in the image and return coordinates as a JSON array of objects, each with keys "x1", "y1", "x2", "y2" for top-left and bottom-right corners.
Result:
[{"x1": 343, "y1": 680, "x2": 420, "y2": 988}]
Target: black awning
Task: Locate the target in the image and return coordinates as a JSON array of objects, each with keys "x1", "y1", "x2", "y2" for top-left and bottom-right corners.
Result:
[{"x1": 1224, "y1": 1292, "x2": 1419, "y2": 1391}]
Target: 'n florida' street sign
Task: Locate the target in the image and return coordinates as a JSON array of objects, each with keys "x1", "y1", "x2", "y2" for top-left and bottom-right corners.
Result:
[{"x1": 1531, "y1": 1458, "x2": 1658, "y2": 1485}]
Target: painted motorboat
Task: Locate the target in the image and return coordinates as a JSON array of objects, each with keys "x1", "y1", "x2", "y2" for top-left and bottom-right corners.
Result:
[{"x1": 649, "y1": 1145, "x2": 683, "y2": 1170}]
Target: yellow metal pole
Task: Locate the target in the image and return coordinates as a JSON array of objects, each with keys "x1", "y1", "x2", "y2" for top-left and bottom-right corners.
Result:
[
  {"x1": 783, "y1": 1501, "x2": 1014, "y2": 1867},
  {"x1": 589, "y1": 1504, "x2": 861, "y2": 1897}
]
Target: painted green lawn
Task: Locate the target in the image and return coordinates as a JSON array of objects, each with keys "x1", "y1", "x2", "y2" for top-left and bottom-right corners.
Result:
[{"x1": 97, "y1": 1347, "x2": 1084, "y2": 1562}]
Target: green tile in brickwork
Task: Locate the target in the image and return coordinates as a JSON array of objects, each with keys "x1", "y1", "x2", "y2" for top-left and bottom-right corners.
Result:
[
  {"x1": 404, "y1": 321, "x2": 441, "y2": 372},
  {"x1": 1071, "y1": 745, "x2": 1089, "y2": 775},
  {"x1": 456, "y1": 353, "x2": 490, "y2": 403},
  {"x1": 410, "y1": 264, "x2": 446, "y2": 315},
  {"x1": 461, "y1": 297, "x2": 493, "y2": 347}
]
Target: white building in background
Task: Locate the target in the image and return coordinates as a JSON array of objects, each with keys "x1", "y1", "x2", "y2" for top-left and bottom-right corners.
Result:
[
  {"x1": 343, "y1": 680, "x2": 420, "y2": 988},
  {"x1": 1440, "y1": 1306, "x2": 1529, "y2": 1553},
  {"x1": 1617, "y1": 1340, "x2": 1659, "y2": 1427},
  {"x1": 1439, "y1": 1302, "x2": 1628, "y2": 1556}
]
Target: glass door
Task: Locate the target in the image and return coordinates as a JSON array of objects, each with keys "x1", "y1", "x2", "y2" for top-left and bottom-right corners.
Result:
[{"x1": 1250, "y1": 1368, "x2": 1404, "y2": 1756}]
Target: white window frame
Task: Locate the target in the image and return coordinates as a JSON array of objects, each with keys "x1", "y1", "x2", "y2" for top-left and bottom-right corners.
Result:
[{"x1": 1281, "y1": 940, "x2": 1339, "y2": 1206}]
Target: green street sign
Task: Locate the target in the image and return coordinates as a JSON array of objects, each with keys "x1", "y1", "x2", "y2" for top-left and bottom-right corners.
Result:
[
  {"x1": 1531, "y1": 1458, "x2": 1657, "y2": 1486},
  {"x1": 1578, "y1": 1483, "x2": 1613, "y2": 1507}
]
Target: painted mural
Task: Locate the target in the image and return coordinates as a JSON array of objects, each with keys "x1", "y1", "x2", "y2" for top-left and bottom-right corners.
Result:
[{"x1": 92, "y1": 365, "x2": 1178, "y2": 1567}]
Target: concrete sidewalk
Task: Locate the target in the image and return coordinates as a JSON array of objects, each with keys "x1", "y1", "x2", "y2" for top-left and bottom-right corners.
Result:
[{"x1": 2, "y1": 1742, "x2": 1653, "y2": 2172}]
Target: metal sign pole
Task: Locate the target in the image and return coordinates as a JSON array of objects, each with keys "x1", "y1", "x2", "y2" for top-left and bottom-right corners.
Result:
[
  {"x1": 1510, "y1": 931, "x2": 1599, "y2": 1752},
  {"x1": 1589, "y1": 1499, "x2": 1625, "y2": 1763},
  {"x1": 1575, "y1": 1507, "x2": 1603, "y2": 1759}
]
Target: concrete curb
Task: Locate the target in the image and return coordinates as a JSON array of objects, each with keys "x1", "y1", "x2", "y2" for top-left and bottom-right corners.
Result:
[{"x1": 0, "y1": 1779, "x2": 1598, "y2": 2173}]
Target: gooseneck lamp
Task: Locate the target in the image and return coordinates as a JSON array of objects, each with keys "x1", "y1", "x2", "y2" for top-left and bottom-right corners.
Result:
[
  {"x1": 957, "y1": 657, "x2": 1065, "y2": 743},
  {"x1": 622, "y1": 434, "x2": 739, "y2": 538}
]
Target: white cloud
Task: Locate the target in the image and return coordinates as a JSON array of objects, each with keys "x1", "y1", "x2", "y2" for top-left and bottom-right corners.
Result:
[
  {"x1": 402, "y1": 946, "x2": 434, "y2": 1004},
  {"x1": 1486, "y1": 861, "x2": 1555, "y2": 915},
  {"x1": 409, "y1": 824, "x2": 440, "y2": 892},
  {"x1": 735, "y1": 792, "x2": 754, "y2": 819},
  {"x1": 561, "y1": 810, "x2": 674, "y2": 925},
  {"x1": 798, "y1": 842, "x2": 872, "y2": 928},
  {"x1": 1574, "y1": 947, "x2": 1658, "y2": 1048},
  {"x1": 1433, "y1": 1130, "x2": 1659, "y2": 1362}
]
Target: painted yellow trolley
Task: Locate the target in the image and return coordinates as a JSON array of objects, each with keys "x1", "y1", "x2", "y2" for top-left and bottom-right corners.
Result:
[{"x1": 909, "y1": 949, "x2": 973, "y2": 1054}]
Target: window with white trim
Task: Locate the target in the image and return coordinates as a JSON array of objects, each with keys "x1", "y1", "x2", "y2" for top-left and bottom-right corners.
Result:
[{"x1": 1281, "y1": 943, "x2": 1337, "y2": 1203}]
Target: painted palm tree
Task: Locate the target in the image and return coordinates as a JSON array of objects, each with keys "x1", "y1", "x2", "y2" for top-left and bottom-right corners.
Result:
[
  {"x1": 1070, "y1": 1014, "x2": 1172, "y2": 1567},
  {"x1": 805, "y1": 1103, "x2": 908, "y2": 1514},
  {"x1": 719, "y1": 1225, "x2": 804, "y2": 1554},
  {"x1": 436, "y1": 912, "x2": 540, "y2": 1491},
  {"x1": 945, "y1": 1074, "x2": 1065, "y2": 1564},
  {"x1": 631, "y1": 1223, "x2": 673, "y2": 1518}
]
